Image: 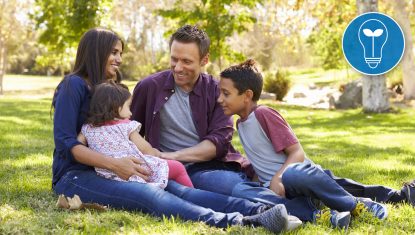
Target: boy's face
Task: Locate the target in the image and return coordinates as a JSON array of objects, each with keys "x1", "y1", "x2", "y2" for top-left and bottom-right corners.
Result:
[{"x1": 218, "y1": 77, "x2": 247, "y2": 117}]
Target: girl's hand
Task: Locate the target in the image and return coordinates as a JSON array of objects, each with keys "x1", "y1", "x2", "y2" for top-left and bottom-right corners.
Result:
[{"x1": 111, "y1": 157, "x2": 151, "y2": 181}]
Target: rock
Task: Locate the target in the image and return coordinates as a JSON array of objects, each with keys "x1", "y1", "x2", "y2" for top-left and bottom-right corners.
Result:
[
  {"x1": 293, "y1": 92, "x2": 307, "y2": 98},
  {"x1": 334, "y1": 79, "x2": 363, "y2": 109},
  {"x1": 308, "y1": 83, "x2": 317, "y2": 90},
  {"x1": 260, "y1": 92, "x2": 276, "y2": 100}
]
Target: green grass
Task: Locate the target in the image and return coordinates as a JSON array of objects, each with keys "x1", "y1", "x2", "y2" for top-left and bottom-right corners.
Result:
[
  {"x1": 1, "y1": 75, "x2": 415, "y2": 234},
  {"x1": 288, "y1": 68, "x2": 361, "y2": 87}
]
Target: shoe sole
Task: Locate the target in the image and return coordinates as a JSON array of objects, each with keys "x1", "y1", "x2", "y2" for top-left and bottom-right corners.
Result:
[
  {"x1": 334, "y1": 211, "x2": 351, "y2": 230},
  {"x1": 286, "y1": 215, "x2": 302, "y2": 231}
]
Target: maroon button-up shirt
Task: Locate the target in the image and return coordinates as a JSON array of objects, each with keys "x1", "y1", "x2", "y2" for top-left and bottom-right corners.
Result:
[{"x1": 131, "y1": 70, "x2": 253, "y2": 176}]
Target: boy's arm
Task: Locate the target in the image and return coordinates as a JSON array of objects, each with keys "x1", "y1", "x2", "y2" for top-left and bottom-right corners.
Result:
[
  {"x1": 130, "y1": 130, "x2": 161, "y2": 157},
  {"x1": 269, "y1": 143, "x2": 306, "y2": 197}
]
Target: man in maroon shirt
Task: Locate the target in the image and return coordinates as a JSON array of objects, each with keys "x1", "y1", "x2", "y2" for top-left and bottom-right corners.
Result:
[{"x1": 131, "y1": 25, "x2": 254, "y2": 195}]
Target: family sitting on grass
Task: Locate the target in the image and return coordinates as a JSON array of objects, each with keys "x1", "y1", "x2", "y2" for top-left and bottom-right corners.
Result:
[{"x1": 52, "y1": 25, "x2": 415, "y2": 233}]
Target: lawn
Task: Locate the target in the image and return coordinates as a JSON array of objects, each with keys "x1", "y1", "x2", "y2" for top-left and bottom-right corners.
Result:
[{"x1": 1, "y1": 75, "x2": 415, "y2": 234}]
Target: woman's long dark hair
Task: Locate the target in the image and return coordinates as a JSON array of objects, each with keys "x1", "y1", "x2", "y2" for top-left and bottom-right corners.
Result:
[
  {"x1": 71, "y1": 28, "x2": 124, "y2": 86},
  {"x1": 51, "y1": 28, "x2": 124, "y2": 115}
]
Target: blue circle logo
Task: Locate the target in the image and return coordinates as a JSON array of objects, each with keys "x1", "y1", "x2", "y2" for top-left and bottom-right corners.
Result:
[{"x1": 342, "y1": 12, "x2": 405, "y2": 75}]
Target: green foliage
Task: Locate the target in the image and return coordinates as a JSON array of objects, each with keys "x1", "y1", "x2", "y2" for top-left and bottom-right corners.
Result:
[
  {"x1": 158, "y1": 0, "x2": 259, "y2": 68},
  {"x1": 263, "y1": 70, "x2": 292, "y2": 101},
  {"x1": 307, "y1": 0, "x2": 356, "y2": 70},
  {"x1": 33, "y1": 0, "x2": 113, "y2": 74}
]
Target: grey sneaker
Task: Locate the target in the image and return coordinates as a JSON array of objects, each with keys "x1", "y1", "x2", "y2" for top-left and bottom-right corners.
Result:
[
  {"x1": 242, "y1": 204, "x2": 290, "y2": 233},
  {"x1": 355, "y1": 197, "x2": 388, "y2": 220},
  {"x1": 402, "y1": 179, "x2": 415, "y2": 207},
  {"x1": 314, "y1": 209, "x2": 351, "y2": 230}
]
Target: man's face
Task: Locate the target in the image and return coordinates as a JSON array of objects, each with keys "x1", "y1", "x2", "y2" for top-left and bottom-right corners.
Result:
[
  {"x1": 218, "y1": 77, "x2": 247, "y2": 117},
  {"x1": 170, "y1": 40, "x2": 208, "y2": 91}
]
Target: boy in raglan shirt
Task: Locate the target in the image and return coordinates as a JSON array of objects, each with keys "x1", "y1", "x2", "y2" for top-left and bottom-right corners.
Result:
[{"x1": 217, "y1": 59, "x2": 391, "y2": 227}]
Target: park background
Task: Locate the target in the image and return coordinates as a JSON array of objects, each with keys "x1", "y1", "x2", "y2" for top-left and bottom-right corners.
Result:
[{"x1": 1, "y1": 0, "x2": 415, "y2": 234}]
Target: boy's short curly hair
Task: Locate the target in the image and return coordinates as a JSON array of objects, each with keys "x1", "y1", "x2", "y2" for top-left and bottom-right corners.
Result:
[
  {"x1": 220, "y1": 59, "x2": 263, "y2": 101},
  {"x1": 87, "y1": 80, "x2": 131, "y2": 126}
]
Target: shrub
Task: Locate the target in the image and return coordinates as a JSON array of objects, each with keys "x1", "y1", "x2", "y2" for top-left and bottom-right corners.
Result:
[{"x1": 264, "y1": 70, "x2": 292, "y2": 101}]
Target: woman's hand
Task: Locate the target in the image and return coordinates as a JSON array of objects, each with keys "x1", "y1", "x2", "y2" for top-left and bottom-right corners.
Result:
[
  {"x1": 111, "y1": 157, "x2": 151, "y2": 181},
  {"x1": 269, "y1": 175, "x2": 286, "y2": 197}
]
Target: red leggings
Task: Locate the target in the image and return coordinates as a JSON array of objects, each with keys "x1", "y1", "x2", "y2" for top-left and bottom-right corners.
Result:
[{"x1": 167, "y1": 160, "x2": 194, "y2": 188}]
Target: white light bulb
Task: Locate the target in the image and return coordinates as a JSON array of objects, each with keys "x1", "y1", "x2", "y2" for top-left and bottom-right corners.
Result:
[{"x1": 358, "y1": 19, "x2": 388, "y2": 69}]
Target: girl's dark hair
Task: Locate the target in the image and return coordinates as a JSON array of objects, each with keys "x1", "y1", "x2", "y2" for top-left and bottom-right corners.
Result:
[
  {"x1": 169, "y1": 25, "x2": 210, "y2": 59},
  {"x1": 87, "y1": 81, "x2": 131, "y2": 126},
  {"x1": 220, "y1": 59, "x2": 263, "y2": 101}
]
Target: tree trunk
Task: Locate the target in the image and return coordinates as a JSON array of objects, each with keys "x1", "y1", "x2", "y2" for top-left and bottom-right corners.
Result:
[
  {"x1": 0, "y1": 39, "x2": 5, "y2": 95},
  {"x1": 362, "y1": 75, "x2": 389, "y2": 112},
  {"x1": 357, "y1": 0, "x2": 390, "y2": 112},
  {"x1": 393, "y1": 0, "x2": 415, "y2": 100}
]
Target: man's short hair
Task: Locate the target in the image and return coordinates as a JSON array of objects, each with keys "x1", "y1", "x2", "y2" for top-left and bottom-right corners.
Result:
[
  {"x1": 220, "y1": 59, "x2": 263, "y2": 101},
  {"x1": 169, "y1": 25, "x2": 210, "y2": 59}
]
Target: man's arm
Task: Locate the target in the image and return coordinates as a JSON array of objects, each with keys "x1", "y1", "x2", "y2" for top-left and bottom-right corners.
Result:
[{"x1": 160, "y1": 139, "x2": 216, "y2": 162}]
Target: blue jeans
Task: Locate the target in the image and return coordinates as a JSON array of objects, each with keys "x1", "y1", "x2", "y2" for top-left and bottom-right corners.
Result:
[
  {"x1": 322, "y1": 166, "x2": 403, "y2": 203},
  {"x1": 53, "y1": 170, "x2": 267, "y2": 228},
  {"x1": 187, "y1": 161, "x2": 317, "y2": 222},
  {"x1": 283, "y1": 162, "x2": 404, "y2": 204},
  {"x1": 282, "y1": 162, "x2": 357, "y2": 211}
]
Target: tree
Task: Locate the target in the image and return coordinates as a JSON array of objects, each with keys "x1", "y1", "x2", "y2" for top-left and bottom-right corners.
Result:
[
  {"x1": 307, "y1": 0, "x2": 356, "y2": 70},
  {"x1": 0, "y1": 0, "x2": 30, "y2": 95},
  {"x1": 234, "y1": 0, "x2": 313, "y2": 71},
  {"x1": 393, "y1": 0, "x2": 415, "y2": 100},
  {"x1": 108, "y1": 0, "x2": 171, "y2": 80},
  {"x1": 158, "y1": 0, "x2": 260, "y2": 70},
  {"x1": 33, "y1": 0, "x2": 112, "y2": 76},
  {"x1": 357, "y1": 0, "x2": 389, "y2": 113}
]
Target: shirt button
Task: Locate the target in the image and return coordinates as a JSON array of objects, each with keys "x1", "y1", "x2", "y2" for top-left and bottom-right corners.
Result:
[
  {"x1": 165, "y1": 97, "x2": 168, "y2": 100},
  {"x1": 171, "y1": 89, "x2": 175, "y2": 93},
  {"x1": 153, "y1": 111, "x2": 156, "y2": 115}
]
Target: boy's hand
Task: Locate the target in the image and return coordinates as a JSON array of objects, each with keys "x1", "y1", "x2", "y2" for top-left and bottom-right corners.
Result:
[{"x1": 270, "y1": 176, "x2": 286, "y2": 197}]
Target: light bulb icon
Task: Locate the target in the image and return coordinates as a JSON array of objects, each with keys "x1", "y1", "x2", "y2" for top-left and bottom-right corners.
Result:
[{"x1": 358, "y1": 19, "x2": 388, "y2": 69}]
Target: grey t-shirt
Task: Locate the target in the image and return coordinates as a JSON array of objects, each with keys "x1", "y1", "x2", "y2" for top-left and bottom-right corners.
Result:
[
  {"x1": 159, "y1": 85, "x2": 200, "y2": 152},
  {"x1": 237, "y1": 106, "x2": 311, "y2": 187}
]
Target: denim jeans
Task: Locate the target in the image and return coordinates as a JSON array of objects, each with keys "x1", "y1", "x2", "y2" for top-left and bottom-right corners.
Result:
[
  {"x1": 282, "y1": 162, "x2": 357, "y2": 212},
  {"x1": 283, "y1": 162, "x2": 405, "y2": 204},
  {"x1": 322, "y1": 167, "x2": 404, "y2": 203},
  {"x1": 187, "y1": 161, "x2": 317, "y2": 222},
  {"x1": 53, "y1": 170, "x2": 267, "y2": 228}
]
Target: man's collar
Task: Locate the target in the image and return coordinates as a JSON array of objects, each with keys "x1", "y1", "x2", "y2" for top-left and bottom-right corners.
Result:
[{"x1": 163, "y1": 71, "x2": 202, "y2": 96}]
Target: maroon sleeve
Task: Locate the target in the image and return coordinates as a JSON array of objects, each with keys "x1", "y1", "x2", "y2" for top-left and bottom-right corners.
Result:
[
  {"x1": 254, "y1": 106, "x2": 298, "y2": 153},
  {"x1": 201, "y1": 82, "x2": 234, "y2": 158}
]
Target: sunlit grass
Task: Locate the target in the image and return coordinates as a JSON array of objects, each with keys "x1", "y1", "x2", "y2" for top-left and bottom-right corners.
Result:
[{"x1": 1, "y1": 76, "x2": 415, "y2": 234}]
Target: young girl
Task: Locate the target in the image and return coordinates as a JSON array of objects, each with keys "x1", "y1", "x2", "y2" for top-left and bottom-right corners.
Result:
[{"x1": 77, "y1": 81, "x2": 193, "y2": 188}]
